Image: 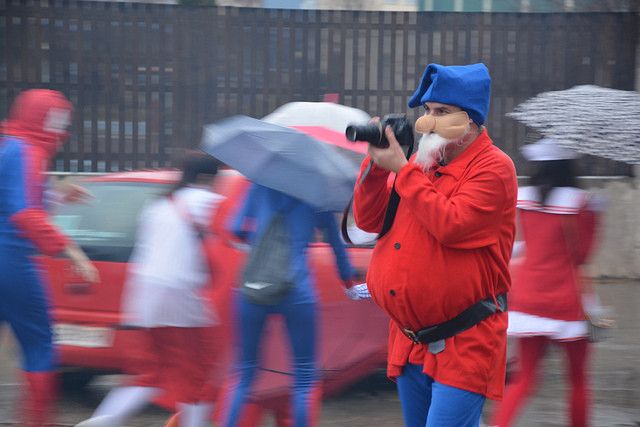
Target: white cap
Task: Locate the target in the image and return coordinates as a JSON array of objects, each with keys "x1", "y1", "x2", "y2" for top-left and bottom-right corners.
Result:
[{"x1": 521, "y1": 138, "x2": 580, "y2": 161}]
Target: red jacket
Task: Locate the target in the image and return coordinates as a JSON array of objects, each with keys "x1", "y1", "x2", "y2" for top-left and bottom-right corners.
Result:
[{"x1": 353, "y1": 130, "x2": 517, "y2": 400}]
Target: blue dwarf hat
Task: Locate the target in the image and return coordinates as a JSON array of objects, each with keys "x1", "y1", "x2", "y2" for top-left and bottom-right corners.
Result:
[{"x1": 408, "y1": 63, "x2": 491, "y2": 126}]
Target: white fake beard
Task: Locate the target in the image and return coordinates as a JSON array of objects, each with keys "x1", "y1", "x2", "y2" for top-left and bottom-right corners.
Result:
[{"x1": 414, "y1": 133, "x2": 453, "y2": 171}]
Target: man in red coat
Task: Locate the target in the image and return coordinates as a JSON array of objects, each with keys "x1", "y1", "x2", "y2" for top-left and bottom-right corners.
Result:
[{"x1": 352, "y1": 63, "x2": 517, "y2": 426}]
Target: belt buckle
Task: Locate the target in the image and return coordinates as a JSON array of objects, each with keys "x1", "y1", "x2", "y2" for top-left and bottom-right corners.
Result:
[{"x1": 402, "y1": 327, "x2": 420, "y2": 344}]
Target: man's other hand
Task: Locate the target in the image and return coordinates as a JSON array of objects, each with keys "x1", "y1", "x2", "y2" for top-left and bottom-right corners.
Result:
[{"x1": 345, "y1": 283, "x2": 372, "y2": 300}]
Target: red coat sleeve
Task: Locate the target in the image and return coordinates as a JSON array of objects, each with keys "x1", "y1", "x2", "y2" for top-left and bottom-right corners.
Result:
[
  {"x1": 352, "y1": 157, "x2": 393, "y2": 233},
  {"x1": 394, "y1": 161, "x2": 511, "y2": 249}
]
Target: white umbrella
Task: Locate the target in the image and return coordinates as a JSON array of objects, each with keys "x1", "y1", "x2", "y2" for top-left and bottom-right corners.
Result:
[
  {"x1": 263, "y1": 102, "x2": 371, "y2": 166},
  {"x1": 262, "y1": 101, "x2": 371, "y2": 133},
  {"x1": 508, "y1": 85, "x2": 640, "y2": 164}
]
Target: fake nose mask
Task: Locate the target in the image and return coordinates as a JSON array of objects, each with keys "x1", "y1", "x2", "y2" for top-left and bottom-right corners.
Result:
[{"x1": 415, "y1": 111, "x2": 471, "y2": 140}]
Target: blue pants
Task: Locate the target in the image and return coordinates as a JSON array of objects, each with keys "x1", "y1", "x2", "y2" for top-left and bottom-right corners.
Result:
[
  {"x1": 223, "y1": 293, "x2": 317, "y2": 427},
  {"x1": 396, "y1": 364, "x2": 485, "y2": 427},
  {"x1": 0, "y1": 254, "x2": 56, "y2": 372}
]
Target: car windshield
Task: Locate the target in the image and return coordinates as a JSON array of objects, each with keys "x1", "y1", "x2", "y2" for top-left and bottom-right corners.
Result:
[{"x1": 52, "y1": 182, "x2": 169, "y2": 262}]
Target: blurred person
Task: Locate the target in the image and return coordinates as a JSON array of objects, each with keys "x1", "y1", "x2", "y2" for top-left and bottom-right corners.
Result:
[
  {"x1": 221, "y1": 183, "x2": 356, "y2": 427},
  {"x1": 76, "y1": 152, "x2": 223, "y2": 427},
  {"x1": 490, "y1": 139, "x2": 604, "y2": 427},
  {"x1": 0, "y1": 89, "x2": 98, "y2": 426},
  {"x1": 352, "y1": 63, "x2": 517, "y2": 427}
]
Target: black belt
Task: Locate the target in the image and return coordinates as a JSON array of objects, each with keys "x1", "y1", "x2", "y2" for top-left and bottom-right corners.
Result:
[{"x1": 400, "y1": 294, "x2": 507, "y2": 345}]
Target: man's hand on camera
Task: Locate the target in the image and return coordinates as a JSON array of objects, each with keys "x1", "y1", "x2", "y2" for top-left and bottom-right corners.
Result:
[{"x1": 368, "y1": 126, "x2": 408, "y2": 173}]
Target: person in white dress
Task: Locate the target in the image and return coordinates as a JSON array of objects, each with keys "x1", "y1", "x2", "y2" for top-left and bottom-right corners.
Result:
[
  {"x1": 76, "y1": 152, "x2": 224, "y2": 427},
  {"x1": 490, "y1": 139, "x2": 607, "y2": 427}
]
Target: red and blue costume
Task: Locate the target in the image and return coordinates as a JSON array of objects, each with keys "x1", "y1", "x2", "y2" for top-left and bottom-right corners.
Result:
[{"x1": 0, "y1": 89, "x2": 72, "y2": 426}]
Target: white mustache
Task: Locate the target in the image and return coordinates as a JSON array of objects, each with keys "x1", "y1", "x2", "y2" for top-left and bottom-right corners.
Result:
[{"x1": 414, "y1": 133, "x2": 452, "y2": 171}]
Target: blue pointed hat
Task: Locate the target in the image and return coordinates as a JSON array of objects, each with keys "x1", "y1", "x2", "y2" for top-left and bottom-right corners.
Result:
[{"x1": 408, "y1": 63, "x2": 491, "y2": 126}]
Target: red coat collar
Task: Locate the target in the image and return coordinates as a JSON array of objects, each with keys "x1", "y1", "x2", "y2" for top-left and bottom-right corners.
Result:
[{"x1": 432, "y1": 130, "x2": 493, "y2": 180}]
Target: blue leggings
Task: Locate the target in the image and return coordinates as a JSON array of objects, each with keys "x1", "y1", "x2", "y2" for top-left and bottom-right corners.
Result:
[
  {"x1": 0, "y1": 255, "x2": 56, "y2": 372},
  {"x1": 223, "y1": 293, "x2": 317, "y2": 427},
  {"x1": 396, "y1": 364, "x2": 485, "y2": 427}
]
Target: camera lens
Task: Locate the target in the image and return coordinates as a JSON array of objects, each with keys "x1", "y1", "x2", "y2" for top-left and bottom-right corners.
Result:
[
  {"x1": 345, "y1": 125, "x2": 360, "y2": 142},
  {"x1": 345, "y1": 124, "x2": 383, "y2": 146}
]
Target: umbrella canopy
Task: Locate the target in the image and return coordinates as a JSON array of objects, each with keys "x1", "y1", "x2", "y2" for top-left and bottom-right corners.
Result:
[
  {"x1": 201, "y1": 115, "x2": 358, "y2": 211},
  {"x1": 262, "y1": 101, "x2": 371, "y2": 133},
  {"x1": 263, "y1": 101, "x2": 371, "y2": 165},
  {"x1": 508, "y1": 85, "x2": 640, "y2": 165}
]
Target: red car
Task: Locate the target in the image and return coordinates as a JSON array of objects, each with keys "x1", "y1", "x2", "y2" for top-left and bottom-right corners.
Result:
[{"x1": 46, "y1": 169, "x2": 388, "y2": 411}]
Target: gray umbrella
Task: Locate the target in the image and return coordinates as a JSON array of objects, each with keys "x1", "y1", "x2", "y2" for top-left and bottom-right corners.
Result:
[
  {"x1": 508, "y1": 85, "x2": 640, "y2": 164},
  {"x1": 201, "y1": 115, "x2": 359, "y2": 211}
]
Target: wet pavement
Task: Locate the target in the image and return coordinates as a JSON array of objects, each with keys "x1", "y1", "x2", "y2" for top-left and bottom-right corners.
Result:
[{"x1": 0, "y1": 280, "x2": 638, "y2": 426}]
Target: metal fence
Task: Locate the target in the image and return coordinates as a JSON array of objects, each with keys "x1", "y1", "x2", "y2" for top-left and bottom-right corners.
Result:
[{"x1": 1, "y1": 1, "x2": 638, "y2": 175}]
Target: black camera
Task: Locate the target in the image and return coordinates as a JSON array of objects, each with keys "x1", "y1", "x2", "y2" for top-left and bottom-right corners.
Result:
[{"x1": 345, "y1": 114, "x2": 414, "y2": 149}]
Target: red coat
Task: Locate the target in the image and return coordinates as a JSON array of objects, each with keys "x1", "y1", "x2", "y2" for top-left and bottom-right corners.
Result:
[{"x1": 353, "y1": 130, "x2": 517, "y2": 400}]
